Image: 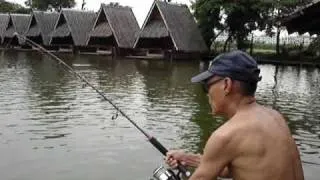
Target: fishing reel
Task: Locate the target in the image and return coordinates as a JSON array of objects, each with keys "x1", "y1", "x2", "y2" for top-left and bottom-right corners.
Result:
[{"x1": 151, "y1": 166, "x2": 183, "y2": 180}]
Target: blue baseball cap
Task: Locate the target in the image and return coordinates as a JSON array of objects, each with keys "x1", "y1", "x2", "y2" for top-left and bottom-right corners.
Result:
[{"x1": 191, "y1": 50, "x2": 262, "y2": 83}]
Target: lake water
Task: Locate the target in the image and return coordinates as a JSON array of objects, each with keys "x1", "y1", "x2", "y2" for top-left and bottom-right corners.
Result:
[{"x1": 0, "y1": 50, "x2": 319, "y2": 180}]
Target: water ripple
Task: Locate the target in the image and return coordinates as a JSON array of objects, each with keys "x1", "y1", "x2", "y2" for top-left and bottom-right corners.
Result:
[{"x1": 0, "y1": 52, "x2": 319, "y2": 179}]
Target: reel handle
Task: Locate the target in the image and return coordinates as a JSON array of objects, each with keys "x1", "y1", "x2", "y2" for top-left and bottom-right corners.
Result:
[{"x1": 149, "y1": 137, "x2": 191, "y2": 178}]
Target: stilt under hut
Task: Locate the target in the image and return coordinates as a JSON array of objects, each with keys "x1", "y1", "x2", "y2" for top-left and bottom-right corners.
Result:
[
  {"x1": 50, "y1": 9, "x2": 96, "y2": 53},
  {"x1": 3, "y1": 14, "x2": 31, "y2": 48},
  {"x1": 134, "y1": 0, "x2": 208, "y2": 60},
  {"x1": 0, "y1": 13, "x2": 10, "y2": 48},
  {"x1": 25, "y1": 11, "x2": 59, "y2": 50},
  {"x1": 87, "y1": 3, "x2": 140, "y2": 56}
]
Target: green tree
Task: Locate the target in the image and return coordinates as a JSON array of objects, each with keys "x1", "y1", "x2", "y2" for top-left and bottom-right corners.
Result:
[
  {"x1": 25, "y1": 0, "x2": 76, "y2": 11},
  {"x1": 191, "y1": 0, "x2": 223, "y2": 48},
  {"x1": 192, "y1": 0, "x2": 312, "y2": 52},
  {"x1": 192, "y1": 0, "x2": 273, "y2": 50},
  {"x1": 0, "y1": 0, "x2": 30, "y2": 13},
  {"x1": 268, "y1": 0, "x2": 312, "y2": 55},
  {"x1": 223, "y1": 1, "x2": 272, "y2": 50}
]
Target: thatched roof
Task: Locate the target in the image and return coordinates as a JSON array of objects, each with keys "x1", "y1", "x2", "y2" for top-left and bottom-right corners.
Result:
[
  {"x1": 0, "y1": 13, "x2": 10, "y2": 44},
  {"x1": 140, "y1": 20, "x2": 168, "y2": 38},
  {"x1": 50, "y1": 9, "x2": 96, "y2": 46},
  {"x1": 281, "y1": 0, "x2": 320, "y2": 35},
  {"x1": 26, "y1": 16, "x2": 41, "y2": 37},
  {"x1": 3, "y1": 14, "x2": 30, "y2": 44},
  {"x1": 90, "y1": 22, "x2": 113, "y2": 37},
  {"x1": 88, "y1": 4, "x2": 140, "y2": 48},
  {"x1": 52, "y1": 23, "x2": 70, "y2": 37},
  {"x1": 25, "y1": 11, "x2": 59, "y2": 45},
  {"x1": 134, "y1": 1, "x2": 208, "y2": 53}
]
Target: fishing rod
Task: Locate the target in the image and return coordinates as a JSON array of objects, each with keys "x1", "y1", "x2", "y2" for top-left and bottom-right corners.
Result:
[{"x1": 14, "y1": 32, "x2": 191, "y2": 180}]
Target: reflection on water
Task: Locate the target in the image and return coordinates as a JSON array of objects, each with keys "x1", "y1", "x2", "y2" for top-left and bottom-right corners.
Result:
[{"x1": 0, "y1": 51, "x2": 319, "y2": 180}]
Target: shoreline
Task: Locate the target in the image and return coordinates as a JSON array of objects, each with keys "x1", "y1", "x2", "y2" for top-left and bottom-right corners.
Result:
[{"x1": 1, "y1": 48, "x2": 320, "y2": 67}]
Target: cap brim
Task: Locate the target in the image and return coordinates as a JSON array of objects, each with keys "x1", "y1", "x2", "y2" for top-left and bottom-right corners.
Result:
[{"x1": 191, "y1": 71, "x2": 214, "y2": 83}]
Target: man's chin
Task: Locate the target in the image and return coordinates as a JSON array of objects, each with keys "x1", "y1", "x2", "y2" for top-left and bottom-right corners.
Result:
[
  {"x1": 211, "y1": 108, "x2": 223, "y2": 117},
  {"x1": 210, "y1": 108, "x2": 218, "y2": 116}
]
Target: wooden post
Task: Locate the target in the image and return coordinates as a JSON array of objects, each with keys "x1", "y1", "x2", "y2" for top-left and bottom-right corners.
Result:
[
  {"x1": 250, "y1": 34, "x2": 254, "y2": 56},
  {"x1": 112, "y1": 47, "x2": 117, "y2": 60},
  {"x1": 170, "y1": 50, "x2": 174, "y2": 62},
  {"x1": 72, "y1": 46, "x2": 77, "y2": 54}
]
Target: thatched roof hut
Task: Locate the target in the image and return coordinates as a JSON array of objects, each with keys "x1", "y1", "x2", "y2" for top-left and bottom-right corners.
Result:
[
  {"x1": 281, "y1": 0, "x2": 320, "y2": 35},
  {"x1": 50, "y1": 9, "x2": 96, "y2": 46},
  {"x1": 3, "y1": 14, "x2": 31, "y2": 45},
  {"x1": 134, "y1": 1, "x2": 208, "y2": 53},
  {"x1": 25, "y1": 11, "x2": 59, "y2": 46},
  {"x1": 0, "y1": 13, "x2": 10, "y2": 44},
  {"x1": 87, "y1": 4, "x2": 140, "y2": 49}
]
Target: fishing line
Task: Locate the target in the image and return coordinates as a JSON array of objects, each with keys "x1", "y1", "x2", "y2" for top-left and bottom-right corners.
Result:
[{"x1": 14, "y1": 32, "x2": 191, "y2": 178}]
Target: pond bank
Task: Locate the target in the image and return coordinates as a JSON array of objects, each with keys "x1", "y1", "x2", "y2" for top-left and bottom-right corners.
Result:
[
  {"x1": 205, "y1": 51, "x2": 320, "y2": 67},
  {"x1": 255, "y1": 57, "x2": 320, "y2": 67},
  {"x1": 1, "y1": 48, "x2": 320, "y2": 68}
]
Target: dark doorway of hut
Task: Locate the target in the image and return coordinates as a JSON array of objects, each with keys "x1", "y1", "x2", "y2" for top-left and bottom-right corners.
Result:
[{"x1": 2, "y1": 37, "x2": 32, "y2": 51}]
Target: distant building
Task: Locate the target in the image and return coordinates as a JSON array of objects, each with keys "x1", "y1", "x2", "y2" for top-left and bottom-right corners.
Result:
[
  {"x1": 3, "y1": 14, "x2": 30, "y2": 47},
  {"x1": 87, "y1": 4, "x2": 140, "y2": 55},
  {"x1": 134, "y1": 0, "x2": 208, "y2": 59},
  {"x1": 50, "y1": 9, "x2": 96, "y2": 51},
  {"x1": 25, "y1": 11, "x2": 59, "y2": 47}
]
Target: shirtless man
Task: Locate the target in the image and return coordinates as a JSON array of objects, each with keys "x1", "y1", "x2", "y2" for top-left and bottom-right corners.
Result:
[{"x1": 166, "y1": 50, "x2": 304, "y2": 180}]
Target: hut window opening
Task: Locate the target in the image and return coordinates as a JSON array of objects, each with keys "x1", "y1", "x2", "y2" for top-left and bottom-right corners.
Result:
[
  {"x1": 30, "y1": 17, "x2": 37, "y2": 27},
  {"x1": 149, "y1": 6, "x2": 162, "y2": 22},
  {"x1": 56, "y1": 15, "x2": 67, "y2": 28},
  {"x1": 7, "y1": 19, "x2": 13, "y2": 30},
  {"x1": 95, "y1": 10, "x2": 108, "y2": 27}
]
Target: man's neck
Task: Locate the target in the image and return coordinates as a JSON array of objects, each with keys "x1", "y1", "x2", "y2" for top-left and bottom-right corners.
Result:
[{"x1": 224, "y1": 96, "x2": 256, "y2": 119}]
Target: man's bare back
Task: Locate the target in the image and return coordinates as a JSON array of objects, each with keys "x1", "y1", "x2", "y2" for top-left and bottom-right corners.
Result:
[
  {"x1": 166, "y1": 51, "x2": 304, "y2": 180},
  {"x1": 214, "y1": 103, "x2": 304, "y2": 180}
]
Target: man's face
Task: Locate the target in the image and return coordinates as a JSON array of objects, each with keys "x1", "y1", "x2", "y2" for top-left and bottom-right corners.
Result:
[{"x1": 205, "y1": 76, "x2": 225, "y2": 115}]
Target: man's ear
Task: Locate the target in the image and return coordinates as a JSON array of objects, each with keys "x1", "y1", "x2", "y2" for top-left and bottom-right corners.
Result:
[{"x1": 223, "y1": 77, "x2": 232, "y2": 96}]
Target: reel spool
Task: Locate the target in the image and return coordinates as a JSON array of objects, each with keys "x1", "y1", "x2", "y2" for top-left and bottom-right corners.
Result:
[{"x1": 152, "y1": 166, "x2": 181, "y2": 180}]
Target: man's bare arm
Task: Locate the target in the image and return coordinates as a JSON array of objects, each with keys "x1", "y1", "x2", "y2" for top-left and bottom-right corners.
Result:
[
  {"x1": 180, "y1": 153, "x2": 231, "y2": 178},
  {"x1": 219, "y1": 166, "x2": 232, "y2": 178},
  {"x1": 181, "y1": 153, "x2": 202, "y2": 167},
  {"x1": 166, "y1": 150, "x2": 201, "y2": 168},
  {"x1": 189, "y1": 132, "x2": 233, "y2": 180}
]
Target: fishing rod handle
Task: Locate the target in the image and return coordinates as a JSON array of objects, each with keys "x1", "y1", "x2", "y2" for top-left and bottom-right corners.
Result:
[{"x1": 149, "y1": 137, "x2": 191, "y2": 178}]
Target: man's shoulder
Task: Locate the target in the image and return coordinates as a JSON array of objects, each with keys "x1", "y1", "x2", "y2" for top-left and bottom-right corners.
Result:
[
  {"x1": 256, "y1": 104, "x2": 286, "y2": 122},
  {"x1": 207, "y1": 126, "x2": 235, "y2": 151},
  {"x1": 207, "y1": 122, "x2": 242, "y2": 157},
  {"x1": 211, "y1": 120, "x2": 241, "y2": 144},
  {"x1": 236, "y1": 103, "x2": 285, "y2": 121},
  {"x1": 213, "y1": 106, "x2": 273, "y2": 135}
]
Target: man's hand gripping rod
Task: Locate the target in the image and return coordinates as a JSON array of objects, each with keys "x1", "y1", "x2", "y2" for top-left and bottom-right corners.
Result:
[{"x1": 14, "y1": 32, "x2": 191, "y2": 178}]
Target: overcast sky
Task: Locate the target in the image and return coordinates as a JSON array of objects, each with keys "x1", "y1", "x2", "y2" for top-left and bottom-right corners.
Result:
[{"x1": 6, "y1": 0, "x2": 192, "y2": 26}]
